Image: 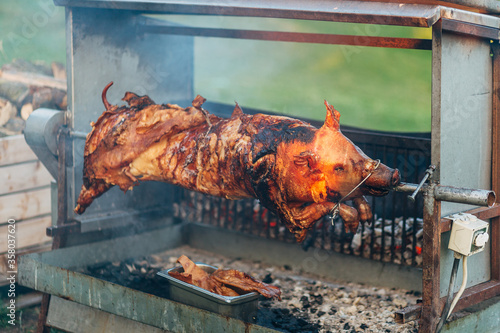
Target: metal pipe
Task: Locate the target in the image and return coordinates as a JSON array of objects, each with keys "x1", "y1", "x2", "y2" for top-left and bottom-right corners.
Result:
[
  {"x1": 69, "y1": 130, "x2": 88, "y2": 139},
  {"x1": 393, "y1": 183, "x2": 496, "y2": 207},
  {"x1": 434, "y1": 186, "x2": 496, "y2": 207},
  {"x1": 392, "y1": 182, "x2": 420, "y2": 193}
]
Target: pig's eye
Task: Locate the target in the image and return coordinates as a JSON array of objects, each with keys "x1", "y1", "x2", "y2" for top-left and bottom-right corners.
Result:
[{"x1": 334, "y1": 165, "x2": 345, "y2": 173}]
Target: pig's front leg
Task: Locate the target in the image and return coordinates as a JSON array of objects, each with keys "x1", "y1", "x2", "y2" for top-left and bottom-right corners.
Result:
[
  {"x1": 338, "y1": 203, "x2": 360, "y2": 233},
  {"x1": 290, "y1": 202, "x2": 362, "y2": 233},
  {"x1": 353, "y1": 196, "x2": 373, "y2": 224},
  {"x1": 290, "y1": 202, "x2": 336, "y2": 229}
]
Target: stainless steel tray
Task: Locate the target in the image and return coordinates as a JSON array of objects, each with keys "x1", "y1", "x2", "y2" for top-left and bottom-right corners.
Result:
[{"x1": 157, "y1": 263, "x2": 259, "y2": 321}]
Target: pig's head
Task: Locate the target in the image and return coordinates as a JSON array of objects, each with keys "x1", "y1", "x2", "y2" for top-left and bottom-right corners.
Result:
[{"x1": 290, "y1": 101, "x2": 400, "y2": 205}]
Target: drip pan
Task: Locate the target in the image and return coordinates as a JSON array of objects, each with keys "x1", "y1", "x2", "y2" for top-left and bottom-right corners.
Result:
[
  {"x1": 157, "y1": 263, "x2": 259, "y2": 321},
  {"x1": 157, "y1": 262, "x2": 259, "y2": 322}
]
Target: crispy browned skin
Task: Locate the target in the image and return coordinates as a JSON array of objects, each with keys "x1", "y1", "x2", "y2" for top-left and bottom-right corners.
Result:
[
  {"x1": 168, "y1": 255, "x2": 237, "y2": 296},
  {"x1": 168, "y1": 255, "x2": 281, "y2": 299},
  {"x1": 211, "y1": 269, "x2": 282, "y2": 300},
  {"x1": 76, "y1": 83, "x2": 400, "y2": 242}
]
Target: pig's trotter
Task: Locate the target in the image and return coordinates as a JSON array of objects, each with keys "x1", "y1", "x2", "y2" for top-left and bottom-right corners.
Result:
[
  {"x1": 353, "y1": 196, "x2": 373, "y2": 224},
  {"x1": 338, "y1": 203, "x2": 360, "y2": 233},
  {"x1": 290, "y1": 202, "x2": 336, "y2": 228}
]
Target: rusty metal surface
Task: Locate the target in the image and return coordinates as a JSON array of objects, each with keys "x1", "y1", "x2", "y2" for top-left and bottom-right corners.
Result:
[
  {"x1": 357, "y1": 1, "x2": 500, "y2": 14},
  {"x1": 420, "y1": 183, "x2": 441, "y2": 332},
  {"x1": 491, "y1": 43, "x2": 500, "y2": 282},
  {"x1": 47, "y1": 296, "x2": 171, "y2": 333},
  {"x1": 395, "y1": 280, "x2": 500, "y2": 326},
  {"x1": 447, "y1": 280, "x2": 500, "y2": 314},
  {"x1": 54, "y1": 0, "x2": 500, "y2": 31},
  {"x1": 437, "y1": 0, "x2": 500, "y2": 13},
  {"x1": 440, "y1": 6, "x2": 500, "y2": 29},
  {"x1": 18, "y1": 224, "x2": 279, "y2": 332},
  {"x1": 55, "y1": 0, "x2": 441, "y2": 27},
  {"x1": 442, "y1": 18, "x2": 500, "y2": 40},
  {"x1": 393, "y1": 183, "x2": 495, "y2": 207},
  {"x1": 19, "y1": 255, "x2": 276, "y2": 332},
  {"x1": 394, "y1": 303, "x2": 422, "y2": 324},
  {"x1": 139, "y1": 23, "x2": 432, "y2": 49},
  {"x1": 434, "y1": 186, "x2": 495, "y2": 208},
  {"x1": 46, "y1": 296, "x2": 171, "y2": 333}
]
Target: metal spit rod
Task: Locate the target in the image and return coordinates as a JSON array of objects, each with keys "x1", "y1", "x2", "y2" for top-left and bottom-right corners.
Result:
[
  {"x1": 70, "y1": 130, "x2": 88, "y2": 139},
  {"x1": 393, "y1": 182, "x2": 496, "y2": 208}
]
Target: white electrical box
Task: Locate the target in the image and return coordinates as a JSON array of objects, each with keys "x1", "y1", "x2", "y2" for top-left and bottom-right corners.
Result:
[{"x1": 448, "y1": 213, "x2": 489, "y2": 256}]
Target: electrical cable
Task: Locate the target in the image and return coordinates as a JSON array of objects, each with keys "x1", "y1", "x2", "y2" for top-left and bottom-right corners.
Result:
[
  {"x1": 447, "y1": 255, "x2": 467, "y2": 319},
  {"x1": 435, "y1": 256, "x2": 461, "y2": 333}
]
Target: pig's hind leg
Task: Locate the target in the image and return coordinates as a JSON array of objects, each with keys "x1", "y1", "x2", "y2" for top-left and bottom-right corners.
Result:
[{"x1": 75, "y1": 179, "x2": 113, "y2": 214}]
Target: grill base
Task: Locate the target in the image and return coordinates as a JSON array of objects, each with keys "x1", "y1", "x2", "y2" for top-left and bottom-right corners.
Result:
[{"x1": 19, "y1": 222, "x2": 422, "y2": 332}]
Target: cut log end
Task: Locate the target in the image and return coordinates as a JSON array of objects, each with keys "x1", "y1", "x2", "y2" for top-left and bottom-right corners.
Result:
[
  {"x1": 0, "y1": 98, "x2": 18, "y2": 127},
  {"x1": 21, "y1": 103, "x2": 34, "y2": 121}
]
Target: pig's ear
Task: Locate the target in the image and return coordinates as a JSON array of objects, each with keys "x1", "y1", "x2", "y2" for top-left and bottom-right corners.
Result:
[
  {"x1": 231, "y1": 102, "x2": 244, "y2": 118},
  {"x1": 294, "y1": 151, "x2": 318, "y2": 169},
  {"x1": 323, "y1": 100, "x2": 341, "y2": 131}
]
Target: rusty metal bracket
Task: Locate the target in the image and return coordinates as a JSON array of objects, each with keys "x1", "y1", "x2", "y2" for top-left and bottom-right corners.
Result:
[
  {"x1": 46, "y1": 223, "x2": 81, "y2": 237},
  {"x1": 138, "y1": 22, "x2": 433, "y2": 50},
  {"x1": 442, "y1": 18, "x2": 500, "y2": 41},
  {"x1": 395, "y1": 303, "x2": 422, "y2": 324}
]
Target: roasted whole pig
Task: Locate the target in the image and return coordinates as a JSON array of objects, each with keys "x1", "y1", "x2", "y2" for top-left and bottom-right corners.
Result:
[
  {"x1": 169, "y1": 255, "x2": 281, "y2": 299},
  {"x1": 75, "y1": 83, "x2": 400, "y2": 242}
]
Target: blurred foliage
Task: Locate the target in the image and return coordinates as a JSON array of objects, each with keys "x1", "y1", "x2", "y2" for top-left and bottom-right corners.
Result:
[
  {"x1": 0, "y1": 0, "x2": 66, "y2": 67},
  {"x1": 186, "y1": 17, "x2": 432, "y2": 132},
  {"x1": 0, "y1": 2, "x2": 431, "y2": 132}
]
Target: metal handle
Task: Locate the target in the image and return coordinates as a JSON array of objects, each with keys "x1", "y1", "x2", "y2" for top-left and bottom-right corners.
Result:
[{"x1": 408, "y1": 165, "x2": 436, "y2": 201}]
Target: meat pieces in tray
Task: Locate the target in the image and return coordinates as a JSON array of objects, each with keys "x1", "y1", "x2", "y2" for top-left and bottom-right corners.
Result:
[{"x1": 168, "y1": 255, "x2": 281, "y2": 300}]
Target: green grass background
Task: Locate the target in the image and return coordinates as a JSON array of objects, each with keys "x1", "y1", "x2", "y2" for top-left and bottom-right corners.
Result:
[{"x1": 0, "y1": 1, "x2": 432, "y2": 132}]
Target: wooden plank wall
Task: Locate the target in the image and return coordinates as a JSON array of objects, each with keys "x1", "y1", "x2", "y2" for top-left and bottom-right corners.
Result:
[{"x1": 0, "y1": 135, "x2": 53, "y2": 278}]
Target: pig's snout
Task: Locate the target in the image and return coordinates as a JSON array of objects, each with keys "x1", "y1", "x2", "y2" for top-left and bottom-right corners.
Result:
[
  {"x1": 391, "y1": 168, "x2": 401, "y2": 187},
  {"x1": 363, "y1": 161, "x2": 400, "y2": 196}
]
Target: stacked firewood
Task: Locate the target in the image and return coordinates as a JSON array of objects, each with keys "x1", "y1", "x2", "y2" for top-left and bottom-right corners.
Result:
[{"x1": 0, "y1": 59, "x2": 67, "y2": 136}]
